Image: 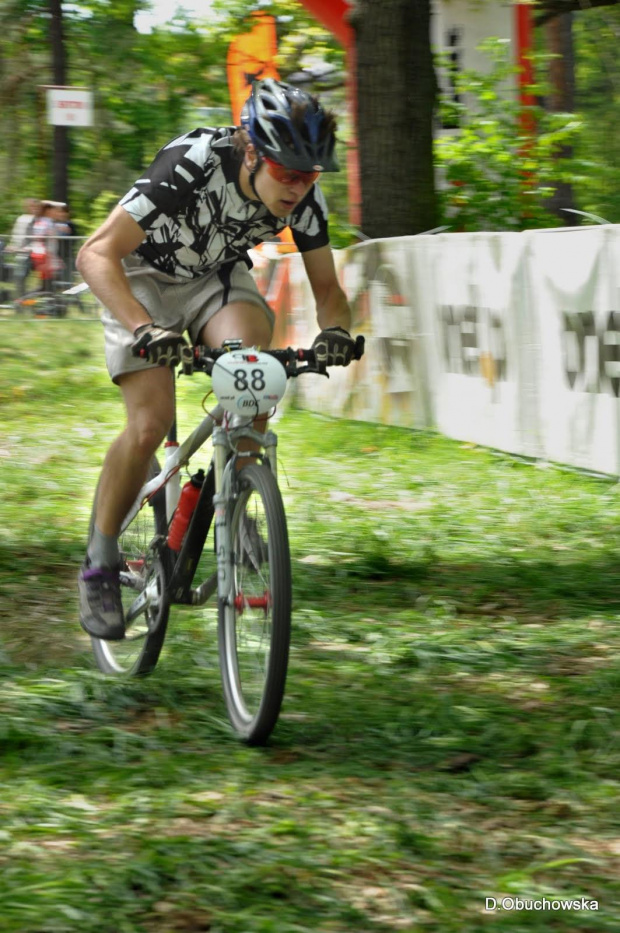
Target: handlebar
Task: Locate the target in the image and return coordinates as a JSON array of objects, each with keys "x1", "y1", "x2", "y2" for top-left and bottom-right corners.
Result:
[{"x1": 189, "y1": 335, "x2": 365, "y2": 378}]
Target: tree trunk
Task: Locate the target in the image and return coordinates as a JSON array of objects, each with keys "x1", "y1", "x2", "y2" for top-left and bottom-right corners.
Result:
[
  {"x1": 49, "y1": 0, "x2": 69, "y2": 204},
  {"x1": 535, "y1": 0, "x2": 620, "y2": 27},
  {"x1": 545, "y1": 12, "x2": 577, "y2": 224},
  {"x1": 352, "y1": 0, "x2": 437, "y2": 238}
]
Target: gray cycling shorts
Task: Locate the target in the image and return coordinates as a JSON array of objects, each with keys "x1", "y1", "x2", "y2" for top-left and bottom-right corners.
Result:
[{"x1": 102, "y1": 253, "x2": 275, "y2": 383}]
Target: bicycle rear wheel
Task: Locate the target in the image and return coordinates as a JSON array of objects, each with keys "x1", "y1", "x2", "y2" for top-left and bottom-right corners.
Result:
[
  {"x1": 218, "y1": 462, "x2": 292, "y2": 745},
  {"x1": 90, "y1": 457, "x2": 170, "y2": 676}
]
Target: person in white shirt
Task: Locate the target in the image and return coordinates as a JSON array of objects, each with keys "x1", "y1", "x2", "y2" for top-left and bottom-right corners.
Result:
[{"x1": 7, "y1": 198, "x2": 42, "y2": 295}]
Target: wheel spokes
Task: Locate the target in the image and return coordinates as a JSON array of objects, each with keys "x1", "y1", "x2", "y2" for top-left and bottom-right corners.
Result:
[{"x1": 229, "y1": 492, "x2": 272, "y2": 714}]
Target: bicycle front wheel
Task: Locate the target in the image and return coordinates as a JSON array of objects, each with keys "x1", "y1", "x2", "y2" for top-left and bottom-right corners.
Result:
[
  {"x1": 90, "y1": 457, "x2": 170, "y2": 676},
  {"x1": 218, "y1": 462, "x2": 291, "y2": 745}
]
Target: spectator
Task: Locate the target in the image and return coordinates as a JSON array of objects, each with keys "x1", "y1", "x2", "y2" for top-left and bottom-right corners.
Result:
[
  {"x1": 7, "y1": 198, "x2": 42, "y2": 296},
  {"x1": 30, "y1": 201, "x2": 62, "y2": 288},
  {"x1": 9, "y1": 198, "x2": 42, "y2": 251}
]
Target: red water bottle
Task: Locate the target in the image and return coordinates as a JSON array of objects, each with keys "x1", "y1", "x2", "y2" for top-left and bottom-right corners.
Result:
[{"x1": 167, "y1": 470, "x2": 205, "y2": 551}]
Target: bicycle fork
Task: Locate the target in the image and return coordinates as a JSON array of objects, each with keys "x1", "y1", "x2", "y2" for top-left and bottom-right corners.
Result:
[
  {"x1": 212, "y1": 423, "x2": 278, "y2": 608},
  {"x1": 213, "y1": 426, "x2": 234, "y2": 606}
]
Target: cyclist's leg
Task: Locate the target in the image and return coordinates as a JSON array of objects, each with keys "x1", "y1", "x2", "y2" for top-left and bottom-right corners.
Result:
[
  {"x1": 197, "y1": 299, "x2": 273, "y2": 350},
  {"x1": 79, "y1": 366, "x2": 174, "y2": 640},
  {"x1": 81, "y1": 257, "x2": 181, "y2": 639},
  {"x1": 198, "y1": 301, "x2": 274, "y2": 459},
  {"x1": 95, "y1": 255, "x2": 183, "y2": 540},
  {"x1": 93, "y1": 366, "x2": 175, "y2": 540},
  {"x1": 188, "y1": 259, "x2": 275, "y2": 357}
]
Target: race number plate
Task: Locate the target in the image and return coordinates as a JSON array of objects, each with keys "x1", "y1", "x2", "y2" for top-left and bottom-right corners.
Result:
[{"x1": 211, "y1": 349, "x2": 288, "y2": 416}]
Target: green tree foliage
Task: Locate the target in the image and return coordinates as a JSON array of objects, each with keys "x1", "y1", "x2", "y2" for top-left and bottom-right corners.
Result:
[
  {"x1": 0, "y1": 1, "x2": 53, "y2": 217},
  {"x1": 0, "y1": 0, "x2": 223, "y2": 230},
  {"x1": 66, "y1": 2, "x2": 222, "y2": 221},
  {"x1": 435, "y1": 5, "x2": 620, "y2": 233},
  {"x1": 435, "y1": 39, "x2": 586, "y2": 231},
  {"x1": 572, "y1": 6, "x2": 620, "y2": 222}
]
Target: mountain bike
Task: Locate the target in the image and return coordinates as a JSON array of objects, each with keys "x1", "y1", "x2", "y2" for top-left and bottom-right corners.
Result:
[
  {"x1": 87, "y1": 337, "x2": 365, "y2": 745},
  {"x1": 14, "y1": 274, "x2": 86, "y2": 318},
  {"x1": 12, "y1": 237, "x2": 87, "y2": 317}
]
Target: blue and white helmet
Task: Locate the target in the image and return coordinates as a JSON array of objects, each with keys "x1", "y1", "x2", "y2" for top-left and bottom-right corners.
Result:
[{"x1": 241, "y1": 78, "x2": 339, "y2": 173}]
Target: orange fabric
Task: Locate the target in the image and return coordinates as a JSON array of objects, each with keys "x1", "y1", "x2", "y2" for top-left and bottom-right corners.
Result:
[
  {"x1": 227, "y1": 12, "x2": 280, "y2": 125},
  {"x1": 228, "y1": 13, "x2": 298, "y2": 253},
  {"x1": 31, "y1": 247, "x2": 58, "y2": 281}
]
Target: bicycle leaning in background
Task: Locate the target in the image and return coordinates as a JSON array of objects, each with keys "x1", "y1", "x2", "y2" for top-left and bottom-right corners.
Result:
[
  {"x1": 12, "y1": 235, "x2": 86, "y2": 318},
  {"x1": 86, "y1": 336, "x2": 365, "y2": 745}
]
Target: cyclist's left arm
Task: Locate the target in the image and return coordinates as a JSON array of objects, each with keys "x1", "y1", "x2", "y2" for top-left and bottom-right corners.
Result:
[{"x1": 302, "y1": 244, "x2": 351, "y2": 332}]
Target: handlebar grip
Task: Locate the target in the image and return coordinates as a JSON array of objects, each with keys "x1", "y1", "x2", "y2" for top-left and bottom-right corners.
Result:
[{"x1": 353, "y1": 335, "x2": 365, "y2": 361}]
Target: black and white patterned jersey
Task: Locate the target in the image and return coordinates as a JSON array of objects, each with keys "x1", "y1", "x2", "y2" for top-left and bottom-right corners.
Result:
[{"x1": 119, "y1": 127, "x2": 331, "y2": 280}]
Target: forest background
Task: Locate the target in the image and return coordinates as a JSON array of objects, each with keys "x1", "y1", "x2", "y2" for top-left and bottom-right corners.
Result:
[{"x1": 0, "y1": 0, "x2": 619, "y2": 244}]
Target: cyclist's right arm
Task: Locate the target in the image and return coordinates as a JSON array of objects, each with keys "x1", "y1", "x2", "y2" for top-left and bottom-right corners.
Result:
[{"x1": 76, "y1": 205, "x2": 153, "y2": 334}]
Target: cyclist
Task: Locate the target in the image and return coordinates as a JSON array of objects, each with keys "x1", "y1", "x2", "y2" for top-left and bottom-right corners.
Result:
[{"x1": 77, "y1": 78, "x2": 357, "y2": 640}]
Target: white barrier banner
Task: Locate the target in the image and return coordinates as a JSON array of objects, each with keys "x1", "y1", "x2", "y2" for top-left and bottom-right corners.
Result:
[
  {"x1": 292, "y1": 239, "x2": 431, "y2": 428},
  {"x1": 253, "y1": 224, "x2": 620, "y2": 477},
  {"x1": 413, "y1": 231, "x2": 536, "y2": 456},
  {"x1": 528, "y1": 225, "x2": 620, "y2": 474}
]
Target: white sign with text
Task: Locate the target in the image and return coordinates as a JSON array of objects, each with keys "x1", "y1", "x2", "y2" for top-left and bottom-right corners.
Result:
[{"x1": 46, "y1": 87, "x2": 94, "y2": 127}]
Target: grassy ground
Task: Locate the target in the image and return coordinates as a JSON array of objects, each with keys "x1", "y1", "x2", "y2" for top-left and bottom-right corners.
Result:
[{"x1": 1, "y1": 321, "x2": 619, "y2": 932}]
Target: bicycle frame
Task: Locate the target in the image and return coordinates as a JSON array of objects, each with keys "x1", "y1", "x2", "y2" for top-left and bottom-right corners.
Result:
[{"x1": 122, "y1": 399, "x2": 280, "y2": 622}]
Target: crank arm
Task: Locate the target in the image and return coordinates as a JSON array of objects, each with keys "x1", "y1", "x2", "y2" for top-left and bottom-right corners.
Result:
[
  {"x1": 125, "y1": 577, "x2": 160, "y2": 624},
  {"x1": 191, "y1": 571, "x2": 218, "y2": 606}
]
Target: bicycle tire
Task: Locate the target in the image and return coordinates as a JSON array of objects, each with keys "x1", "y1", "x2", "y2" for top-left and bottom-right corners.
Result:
[
  {"x1": 218, "y1": 462, "x2": 292, "y2": 745},
  {"x1": 89, "y1": 457, "x2": 170, "y2": 676}
]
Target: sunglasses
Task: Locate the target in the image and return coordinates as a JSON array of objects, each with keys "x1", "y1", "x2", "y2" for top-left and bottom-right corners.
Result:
[{"x1": 263, "y1": 156, "x2": 320, "y2": 187}]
